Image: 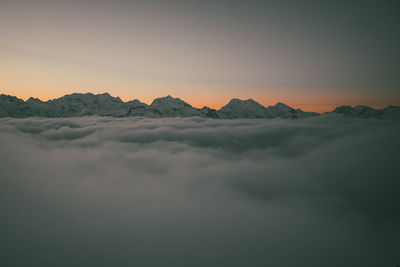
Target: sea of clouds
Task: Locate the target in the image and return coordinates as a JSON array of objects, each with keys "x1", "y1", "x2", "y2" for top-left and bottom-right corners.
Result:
[{"x1": 1, "y1": 115, "x2": 399, "y2": 267}]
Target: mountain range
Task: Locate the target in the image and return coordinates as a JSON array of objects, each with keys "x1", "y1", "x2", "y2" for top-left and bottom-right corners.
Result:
[{"x1": 1, "y1": 93, "x2": 399, "y2": 119}]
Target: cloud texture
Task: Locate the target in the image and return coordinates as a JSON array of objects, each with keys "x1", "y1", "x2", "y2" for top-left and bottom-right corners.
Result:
[{"x1": 0, "y1": 116, "x2": 399, "y2": 267}]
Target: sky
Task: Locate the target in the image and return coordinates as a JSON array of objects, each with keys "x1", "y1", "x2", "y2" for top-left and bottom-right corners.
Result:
[{"x1": 1, "y1": 0, "x2": 399, "y2": 112}]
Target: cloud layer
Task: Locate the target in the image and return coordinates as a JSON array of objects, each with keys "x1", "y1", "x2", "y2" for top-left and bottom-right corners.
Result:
[{"x1": 1, "y1": 116, "x2": 399, "y2": 267}]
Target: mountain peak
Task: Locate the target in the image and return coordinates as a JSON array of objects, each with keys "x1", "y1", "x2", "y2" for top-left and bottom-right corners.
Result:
[
  {"x1": 227, "y1": 98, "x2": 258, "y2": 105},
  {"x1": 2, "y1": 92, "x2": 399, "y2": 119},
  {"x1": 150, "y1": 96, "x2": 201, "y2": 117},
  {"x1": 0, "y1": 94, "x2": 24, "y2": 104},
  {"x1": 272, "y1": 102, "x2": 295, "y2": 110},
  {"x1": 151, "y1": 95, "x2": 187, "y2": 105},
  {"x1": 332, "y1": 105, "x2": 386, "y2": 118},
  {"x1": 265, "y1": 102, "x2": 298, "y2": 118},
  {"x1": 219, "y1": 98, "x2": 269, "y2": 118},
  {"x1": 26, "y1": 97, "x2": 44, "y2": 103}
]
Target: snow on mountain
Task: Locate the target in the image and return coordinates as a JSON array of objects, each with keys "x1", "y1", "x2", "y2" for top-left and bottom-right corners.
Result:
[
  {"x1": 265, "y1": 102, "x2": 320, "y2": 118},
  {"x1": 332, "y1": 105, "x2": 390, "y2": 118},
  {"x1": 46, "y1": 93, "x2": 127, "y2": 117},
  {"x1": 199, "y1": 107, "x2": 220, "y2": 118},
  {"x1": 218, "y1": 99, "x2": 319, "y2": 119},
  {"x1": 0, "y1": 93, "x2": 129, "y2": 117},
  {"x1": 125, "y1": 100, "x2": 159, "y2": 117},
  {"x1": 265, "y1": 102, "x2": 297, "y2": 118},
  {"x1": 150, "y1": 95, "x2": 203, "y2": 117},
  {"x1": 218, "y1": 98, "x2": 272, "y2": 118},
  {"x1": 22, "y1": 97, "x2": 49, "y2": 117},
  {"x1": 0, "y1": 94, "x2": 25, "y2": 117},
  {"x1": 1, "y1": 92, "x2": 399, "y2": 119},
  {"x1": 331, "y1": 105, "x2": 400, "y2": 119}
]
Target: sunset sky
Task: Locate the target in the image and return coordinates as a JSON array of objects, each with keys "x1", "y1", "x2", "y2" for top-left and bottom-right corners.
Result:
[{"x1": 1, "y1": 0, "x2": 399, "y2": 112}]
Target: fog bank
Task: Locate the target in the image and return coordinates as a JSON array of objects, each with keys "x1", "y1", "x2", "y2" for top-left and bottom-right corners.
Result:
[{"x1": 1, "y1": 116, "x2": 399, "y2": 267}]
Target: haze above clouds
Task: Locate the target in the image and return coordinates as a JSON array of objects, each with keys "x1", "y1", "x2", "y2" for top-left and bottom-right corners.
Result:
[{"x1": 1, "y1": 116, "x2": 399, "y2": 267}]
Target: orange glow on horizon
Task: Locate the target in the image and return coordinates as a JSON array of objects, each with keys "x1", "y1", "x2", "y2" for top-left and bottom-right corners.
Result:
[
  {"x1": 1, "y1": 44, "x2": 399, "y2": 114},
  {"x1": 1, "y1": 86, "x2": 398, "y2": 114}
]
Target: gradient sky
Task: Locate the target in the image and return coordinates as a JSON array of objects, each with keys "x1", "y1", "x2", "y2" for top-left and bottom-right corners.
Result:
[{"x1": 1, "y1": 0, "x2": 399, "y2": 112}]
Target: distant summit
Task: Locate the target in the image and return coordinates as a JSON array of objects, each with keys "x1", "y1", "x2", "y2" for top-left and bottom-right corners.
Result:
[
  {"x1": 150, "y1": 95, "x2": 203, "y2": 117},
  {"x1": 219, "y1": 99, "x2": 271, "y2": 118},
  {"x1": 0, "y1": 93, "x2": 399, "y2": 119},
  {"x1": 332, "y1": 105, "x2": 400, "y2": 119}
]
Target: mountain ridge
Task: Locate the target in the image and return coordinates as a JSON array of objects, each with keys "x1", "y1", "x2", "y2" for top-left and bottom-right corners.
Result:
[{"x1": 0, "y1": 93, "x2": 399, "y2": 119}]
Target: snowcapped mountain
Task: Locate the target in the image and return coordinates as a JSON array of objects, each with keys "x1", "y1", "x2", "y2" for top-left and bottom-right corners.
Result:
[
  {"x1": 1, "y1": 92, "x2": 399, "y2": 119},
  {"x1": 265, "y1": 102, "x2": 296, "y2": 118},
  {"x1": 125, "y1": 99, "x2": 158, "y2": 117},
  {"x1": 150, "y1": 95, "x2": 203, "y2": 117},
  {"x1": 332, "y1": 105, "x2": 400, "y2": 119},
  {"x1": 199, "y1": 107, "x2": 220, "y2": 118},
  {"x1": 0, "y1": 95, "x2": 25, "y2": 117},
  {"x1": 218, "y1": 99, "x2": 272, "y2": 118},
  {"x1": 265, "y1": 102, "x2": 320, "y2": 118},
  {"x1": 46, "y1": 93, "x2": 127, "y2": 117},
  {"x1": 218, "y1": 99, "x2": 319, "y2": 119}
]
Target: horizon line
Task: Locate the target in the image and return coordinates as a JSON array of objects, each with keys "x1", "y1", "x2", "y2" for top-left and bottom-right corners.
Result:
[{"x1": 1, "y1": 91, "x2": 399, "y2": 114}]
